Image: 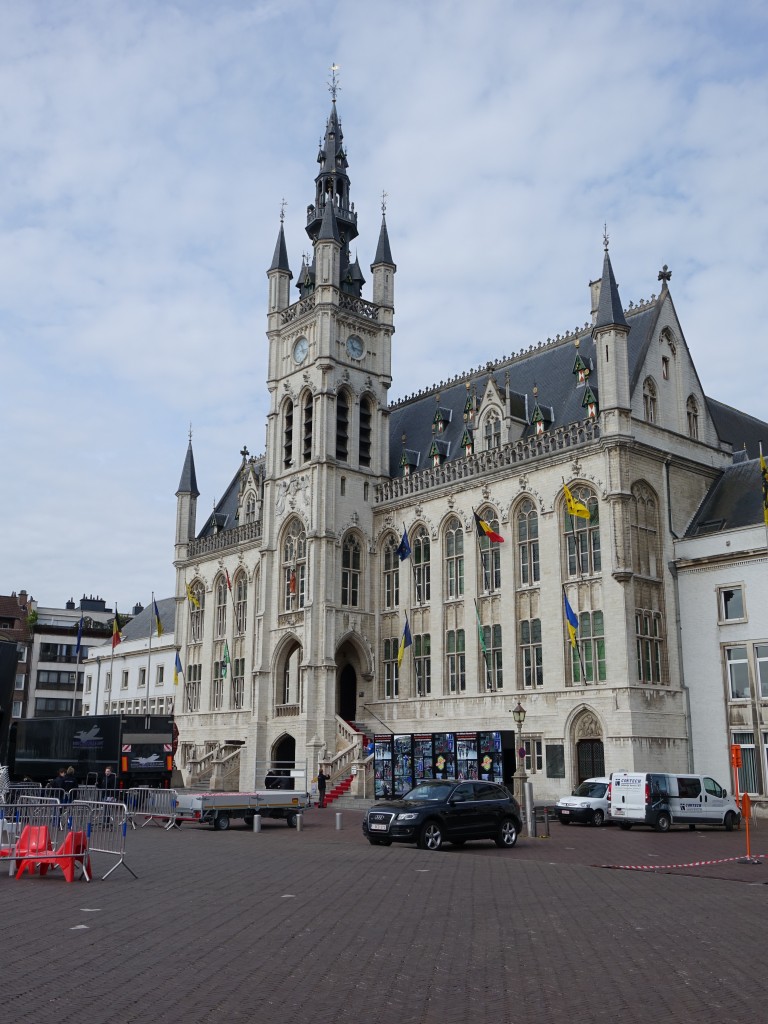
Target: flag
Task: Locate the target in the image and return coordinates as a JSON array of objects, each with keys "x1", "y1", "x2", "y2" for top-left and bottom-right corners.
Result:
[
  {"x1": 173, "y1": 652, "x2": 183, "y2": 686},
  {"x1": 760, "y1": 444, "x2": 768, "y2": 526},
  {"x1": 225, "y1": 569, "x2": 232, "y2": 593},
  {"x1": 75, "y1": 613, "x2": 84, "y2": 656},
  {"x1": 153, "y1": 598, "x2": 164, "y2": 637},
  {"x1": 186, "y1": 583, "x2": 200, "y2": 609},
  {"x1": 112, "y1": 609, "x2": 122, "y2": 649},
  {"x1": 564, "y1": 592, "x2": 579, "y2": 649},
  {"x1": 396, "y1": 527, "x2": 411, "y2": 561},
  {"x1": 475, "y1": 602, "x2": 488, "y2": 657},
  {"x1": 474, "y1": 511, "x2": 504, "y2": 544},
  {"x1": 397, "y1": 616, "x2": 413, "y2": 667},
  {"x1": 222, "y1": 641, "x2": 231, "y2": 679},
  {"x1": 563, "y1": 483, "x2": 591, "y2": 520}
]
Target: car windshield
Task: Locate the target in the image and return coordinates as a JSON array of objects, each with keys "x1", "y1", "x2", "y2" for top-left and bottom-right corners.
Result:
[
  {"x1": 403, "y1": 782, "x2": 454, "y2": 802},
  {"x1": 574, "y1": 781, "x2": 607, "y2": 798}
]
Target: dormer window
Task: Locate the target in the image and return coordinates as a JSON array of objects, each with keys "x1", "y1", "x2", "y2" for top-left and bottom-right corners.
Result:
[{"x1": 484, "y1": 413, "x2": 501, "y2": 450}]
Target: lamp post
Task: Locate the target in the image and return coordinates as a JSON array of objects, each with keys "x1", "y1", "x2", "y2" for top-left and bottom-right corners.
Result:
[{"x1": 512, "y1": 701, "x2": 527, "y2": 808}]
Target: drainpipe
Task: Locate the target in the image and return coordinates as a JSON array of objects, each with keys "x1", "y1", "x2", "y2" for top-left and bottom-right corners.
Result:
[{"x1": 664, "y1": 458, "x2": 693, "y2": 771}]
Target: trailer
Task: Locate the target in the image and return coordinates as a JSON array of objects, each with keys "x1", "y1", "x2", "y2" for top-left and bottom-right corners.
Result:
[
  {"x1": 176, "y1": 789, "x2": 312, "y2": 830},
  {"x1": 8, "y1": 715, "x2": 176, "y2": 789}
]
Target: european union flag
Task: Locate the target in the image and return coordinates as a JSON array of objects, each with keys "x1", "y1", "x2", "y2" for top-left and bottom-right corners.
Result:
[{"x1": 396, "y1": 527, "x2": 411, "y2": 561}]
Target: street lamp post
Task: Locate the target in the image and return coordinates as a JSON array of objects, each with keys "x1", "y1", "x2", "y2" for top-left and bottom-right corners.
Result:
[{"x1": 512, "y1": 701, "x2": 528, "y2": 809}]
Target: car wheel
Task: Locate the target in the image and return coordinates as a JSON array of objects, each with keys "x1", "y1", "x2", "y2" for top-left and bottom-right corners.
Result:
[
  {"x1": 418, "y1": 821, "x2": 443, "y2": 851},
  {"x1": 214, "y1": 813, "x2": 230, "y2": 831},
  {"x1": 591, "y1": 809, "x2": 605, "y2": 828},
  {"x1": 655, "y1": 812, "x2": 671, "y2": 833},
  {"x1": 724, "y1": 811, "x2": 737, "y2": 832},
  {"x1": 286, "y1": 812, "x2": 298, "y2": 828},
  {"x1": 494, "y1": 818, "x2": 519, "y2": 848},
  {"x1": 619, "y1": 823, "x2": 632, "y2": 831}
]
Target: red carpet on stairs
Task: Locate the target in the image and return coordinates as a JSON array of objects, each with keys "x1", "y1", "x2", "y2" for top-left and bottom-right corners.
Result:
[{"x1": 324, "y1": 775, "x2": 353, "y2": 805}]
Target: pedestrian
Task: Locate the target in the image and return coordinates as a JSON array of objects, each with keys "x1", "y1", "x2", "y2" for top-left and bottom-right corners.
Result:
[
  {"x1": 103, "y1": 766, "x2": 117, "y2": 796},
  {"x1": 50, "y1": 768, "x2": 67, "y2": 793},
  {"x1": 61, "y1": 766, "x2": 78, "y2": 803},
  {"x1": 317, "y1": 767, "x2": 328, "y2": 808}
]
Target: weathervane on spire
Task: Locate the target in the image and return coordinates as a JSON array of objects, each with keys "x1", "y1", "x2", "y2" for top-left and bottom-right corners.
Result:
[
  {"x1": 603, "y1": 223, "x2": 609, "y2": 253},
  {"x1": 280, "y1": 198, "x2": 287, "y2": 224},
  {"x1": 329, "y1": 63, "x2": 340, "y2": 101},
  {"x1": 381, "y1": 190, "x2": 388, "y2": 216}
]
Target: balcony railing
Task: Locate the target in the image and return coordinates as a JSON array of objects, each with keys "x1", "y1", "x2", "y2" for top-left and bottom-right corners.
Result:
[{"x1": 187, "y1": 520, "x2": 262, "y2": 559}]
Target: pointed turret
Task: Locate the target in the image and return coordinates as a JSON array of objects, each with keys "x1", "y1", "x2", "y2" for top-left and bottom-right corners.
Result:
[
  {"x1": 592, "y1": 236, "x2": 631, "y2": 430},
  {"x1": 175, "y1": 438, "x2": 199, "y2": 550},
  {"x1": 371, "y1": 212, "x2": 396, "y2": 307},
  {"x1": 594, "y1": 248, "x2": 628, "y2": 330},
  {"x1": 267, "y1": 219, "x2": 293, "y2": 312}
]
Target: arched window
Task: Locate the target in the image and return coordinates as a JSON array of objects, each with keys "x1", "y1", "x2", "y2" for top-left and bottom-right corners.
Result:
[
  {"x1": 341, "y1": 534, "x2": 362, "y2": 607},
  {"x1": 477, "y1": 508, "x2": 501, "y2": 593},
  {"x1": 563, "y1": 485, "x2": 601, "y2": 577},
  {"x1": 214, "y1": 577, "x2": 227, "y2": 638},
  {"x1": 244, "y1": 493, "x2": 256, "y2": 525},
  {"x1": 283, "y1": 399, "x2": 294, "y2": 468},
  {"x1": 188, "y1": 582, "x2": 205, "y2": 643},
  {"x1": 234, "y1": 571, "x2": 247, "y2": 636},
  {"x1": 520, "y1": 619, "x2": 542, "y2": 688},
  {"x1": 643, "y1": 377, "x2": 657, "y2": 423},
  {"x1": 516, "y1": 499, "x2": 540, "y2": 585},
  {"x1": 383, "y1": 535, "x2": 400, "y2": 610},
  {"x1": 280, "y1": 643, "x2": 301, "y2": 706},
  {"x1": 413, "y1": 527, "x2": 431, "y2": 603},
  {"x1": 686, "y1": 395, "x2": 699, "y2": 439},
  {"x1": 484, "y1": 412, "x2": 501, "y2": 450},
  {"x1": 630, "y1": 484, "x2": 659, "y2": 578},
  {"x1": 444, "y1": 516, "x2": 464, "y2": 599},
  {"x1": 302, "y1": 392, "x2": 313, "y2": 463},
  {"x1": 336, "y1": 390, "x2": 349, "y2": 461},
  {"x1": 359, "y1": 397, "x2": 372, "y2": 467},
  {"x1": 283, "y1": 519, "x2": 307, "y2": 611}
]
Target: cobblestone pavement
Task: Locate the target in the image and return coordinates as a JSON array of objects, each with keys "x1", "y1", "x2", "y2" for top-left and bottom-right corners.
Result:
[{"x1": 2, "y1": 807, "x2": 766, "y2": 1024}]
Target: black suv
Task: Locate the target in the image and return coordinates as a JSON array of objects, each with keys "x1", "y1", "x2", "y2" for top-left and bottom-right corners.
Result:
[{"x1": 362, "y1": 779, "x2": 523, "y2": 851}]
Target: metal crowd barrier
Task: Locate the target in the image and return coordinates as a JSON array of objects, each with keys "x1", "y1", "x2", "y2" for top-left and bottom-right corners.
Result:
[
  {"x1": 123, "y1": 788, "x2": 179, "y2": 830},
  {"x1": 3, "y1": 782, "x2": 43, "y2": 805},
  {"x1": 0, "y1": 800, "x2": 136, "y2": 882}
]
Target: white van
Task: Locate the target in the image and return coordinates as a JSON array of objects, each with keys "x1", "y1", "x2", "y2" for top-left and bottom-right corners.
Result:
[{"x1": 609, "y1": 772, "x2": 740, "y2": 832}]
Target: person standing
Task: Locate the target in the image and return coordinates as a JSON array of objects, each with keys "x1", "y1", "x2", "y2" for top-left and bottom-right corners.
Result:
[
  {"x1": 317, "y1": 767, "x2": 328, "y2": 808},
  {"x1": 103, "y1": 766, "x2": 117, "y2": 796}
]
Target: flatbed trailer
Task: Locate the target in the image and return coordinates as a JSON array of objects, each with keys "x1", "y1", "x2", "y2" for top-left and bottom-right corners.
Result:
[{"x1": 176, "y1": 789, "x2": 312, "y2": 830}]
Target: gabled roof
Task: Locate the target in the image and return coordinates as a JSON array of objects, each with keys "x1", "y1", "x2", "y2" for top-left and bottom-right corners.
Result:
[
  {"x1": 196, "y1": 458, "x2": 265, "y2": 541},
  {"x1": 120, "y1": 597, "x2": 176, "y2": 642},
  {"x1": 706, "y1": 399, "x2": 768, "y2": 461},
  {"x1": 686, "y1": 458, "x2": 767, "y2": 535}
]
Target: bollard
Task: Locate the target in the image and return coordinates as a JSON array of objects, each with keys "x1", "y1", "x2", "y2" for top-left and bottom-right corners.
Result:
[
  {"x1": 296, "y1": 813, "x2": 303, "y2": 832},
  {"x1": 335, "y1": 811, "x2": 343, "y2": 831},
  {"x1": 252, "y1": 814, "x2": 261, "y2": 833}
]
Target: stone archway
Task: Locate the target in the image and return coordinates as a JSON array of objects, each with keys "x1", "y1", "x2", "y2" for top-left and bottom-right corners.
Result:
[{"x1": 572, "y1": 709, "x2": 605, "y2": 783}]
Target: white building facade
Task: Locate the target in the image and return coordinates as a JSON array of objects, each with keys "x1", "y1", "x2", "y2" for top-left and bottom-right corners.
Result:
[{"x1": 172, "y1": 91, "x2": 768, "y2": 802}]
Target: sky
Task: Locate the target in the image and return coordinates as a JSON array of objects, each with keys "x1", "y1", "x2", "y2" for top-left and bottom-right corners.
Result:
[{"x1": 1, "y1": 0, "x2": 767, "y2": 612}]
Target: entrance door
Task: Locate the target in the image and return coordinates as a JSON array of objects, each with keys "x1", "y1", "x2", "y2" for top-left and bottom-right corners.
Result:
[
  {"x1": 338, "y1": 664, "x2": 357, "y2": 723},
  {"x1": 577, "y1": 739, "x2": 605, "y2": 782}
]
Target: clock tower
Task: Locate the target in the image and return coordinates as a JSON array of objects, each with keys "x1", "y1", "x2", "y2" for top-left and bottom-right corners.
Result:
[{"x1": 261, "y1": 83, "x2": 396, "y2": 748}]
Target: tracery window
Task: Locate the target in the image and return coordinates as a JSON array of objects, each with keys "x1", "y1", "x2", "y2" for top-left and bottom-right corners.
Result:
[
  {"x1": 444, "y1": 517, "x2": 464, "y2": 599},
  {"x1": 341, "y1": 534, "x2": 362, "y2": 607},
  {"x1": 564, "y1": 487, "x2": 601, "y2": 577},
  {"x1": 283, "y1": 519, "x2": 307, "y2": 611},
  {"x1": 517, "y1": 499, "x2": 540, "y2": 585},
  {"x1": 643, "y1": 377, "x2": 657, "y2": 423}
]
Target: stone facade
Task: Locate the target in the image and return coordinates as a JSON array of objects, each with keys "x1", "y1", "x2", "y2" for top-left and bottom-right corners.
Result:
[{"x1": 172, "y1": 94, "x2": 764, "y2": 802}]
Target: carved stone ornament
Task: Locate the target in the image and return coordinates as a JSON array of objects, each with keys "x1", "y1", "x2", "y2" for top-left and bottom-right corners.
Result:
[
  {"x1": 574, "y1": 711, "x2": 602, "y2": 741},
  {"x1": 275, "y1": 475, "x2": 311, "y2": 516},
  {"x1": 518, "y1": 474, "x2": 529, "y2": 492}
]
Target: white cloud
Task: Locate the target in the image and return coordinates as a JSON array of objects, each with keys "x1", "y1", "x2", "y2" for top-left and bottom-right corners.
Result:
[{"x1": 1, "y1": 0, "x2": 767, "y2": 606}]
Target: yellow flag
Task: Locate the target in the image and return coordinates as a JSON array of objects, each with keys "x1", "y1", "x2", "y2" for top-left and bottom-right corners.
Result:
[
  {"x1": 563, "y1": 483, "x2": 591, "y2": 520},
  {"x1": 186, "y1": 582, "x2": 200, "y2": 609}
]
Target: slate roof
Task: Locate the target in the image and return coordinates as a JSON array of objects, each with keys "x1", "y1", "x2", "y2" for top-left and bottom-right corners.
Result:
[
  {"x1": 706, "y1": 399, "x2": 768, "y2": 461},
  {"x1": 196, "y1": 459, "x2": 265, "y2": 540},
  {"x1": 120, "y1": 597, "x2": 176, "y2": 642},
  {"x1": 686, "y1": 458, "x2": 767, "y2": 535},
  {"x1": 388, "y1": 301, "x2": 658, "y2": 477}
]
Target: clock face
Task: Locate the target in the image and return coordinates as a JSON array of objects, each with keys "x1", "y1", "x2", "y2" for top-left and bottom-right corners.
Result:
[
  {"x1": 346, "y1": 335, "x2": 364, "y2": 359},
  {"x1": 293, "y1": 337, "x2": 308, "y2": 363}
]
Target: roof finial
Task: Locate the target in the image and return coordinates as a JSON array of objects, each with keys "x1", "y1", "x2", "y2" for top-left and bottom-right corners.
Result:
[
  {"x1": 328, "y1": 63, "x2": 340, "y2": 102},
  {"x1": 188, "y1": 422, "x2": 193, "y2": 442},
  {"x1": 381, "y1": 190, "x2": 388, "y2": 217},
  {"x1": 603, "y1": 223, "x2": 609, "y2": 253},
  {"x1": 280, "y1": 198, "x2": 287, "y2": 225},
  {"x1": 658, "y1": 264, "x2": 672, "y2": 284}
]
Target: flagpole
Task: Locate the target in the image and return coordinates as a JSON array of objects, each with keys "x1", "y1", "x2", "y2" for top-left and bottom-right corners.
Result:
[
  {"x1": 472, "y1": 507, "x2": 490, "y2": 593},
  {"x1": 71, "y1": 601, "x2": 83, "y2": 716},
  {"x1": 110, "y1": 604, "x2": 116, "y2": 716},
  {"x1": 474, "y1": 598, "x2": 491, "y2": 689}
]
